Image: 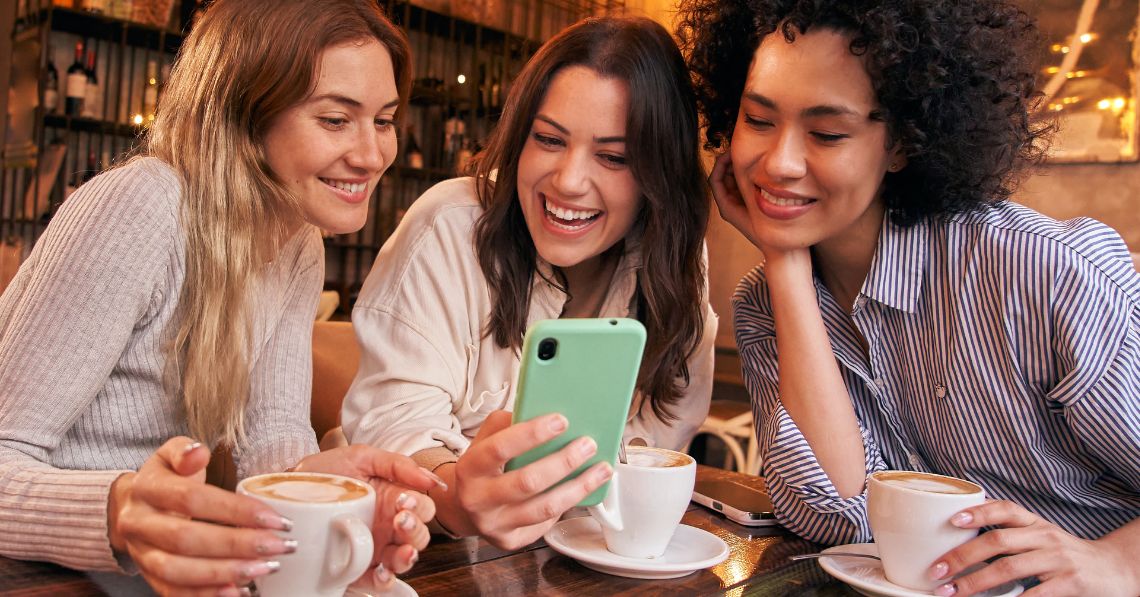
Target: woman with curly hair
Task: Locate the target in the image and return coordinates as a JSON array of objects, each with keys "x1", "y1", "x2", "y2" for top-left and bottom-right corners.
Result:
[
  {"x1": 341, "y1": 15, "x2": 715, "y2": 550},
  {"x1": 676, "y1": 0, "x2": 1139, "y2": 595}
]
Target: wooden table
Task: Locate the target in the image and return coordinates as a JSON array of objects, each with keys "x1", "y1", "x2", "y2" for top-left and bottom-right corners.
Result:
[{"x1": 0, "y1": 466, "x2": 859, "y2": 596}]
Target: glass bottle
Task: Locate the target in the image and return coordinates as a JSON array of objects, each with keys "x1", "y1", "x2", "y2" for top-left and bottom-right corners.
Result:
[
  {"x1": 82, "y1": 44, "x2": 100, "y2": 119},
  {"x1": 65, "y1": 41, "x2": 86, "y2": 117}
]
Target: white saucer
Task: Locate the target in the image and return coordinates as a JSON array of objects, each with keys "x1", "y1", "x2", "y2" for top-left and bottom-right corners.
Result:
[
  {"x1": 345, "y1": 577, "x2": 417, "y2": 597},
  {"x1": 817, "y1": 543, "x2": 1024, "y2": 597},
  {"x1": 543, "y1": 517, "x2": 729, "y2": 580}
]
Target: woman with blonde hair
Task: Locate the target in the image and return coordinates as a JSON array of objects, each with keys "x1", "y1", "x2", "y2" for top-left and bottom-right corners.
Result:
[{"x1": 0, "y1": 0, "x2": 438, "y2": 593}]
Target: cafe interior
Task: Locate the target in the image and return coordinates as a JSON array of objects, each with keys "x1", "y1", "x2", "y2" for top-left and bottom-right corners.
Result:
[{"x1": 1, "y1": 0, "x2": 1139, "y2": 595}]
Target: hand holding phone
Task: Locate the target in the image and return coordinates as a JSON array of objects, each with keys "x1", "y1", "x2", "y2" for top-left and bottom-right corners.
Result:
[{"x1": 505, "y1": 318, "x2": 646, "y2": 507}]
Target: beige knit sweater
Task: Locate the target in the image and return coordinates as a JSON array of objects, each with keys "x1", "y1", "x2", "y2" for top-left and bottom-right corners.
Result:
[{"x1": 0, "y1": 157, "x2": 321, "y2": 572}]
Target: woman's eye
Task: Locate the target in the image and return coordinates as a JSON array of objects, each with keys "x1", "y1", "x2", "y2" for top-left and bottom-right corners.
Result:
[
  {"x1": 375, "y1": 118, "x2": 395, "y2": 131},
  {"x1": 811, "y1": 131, "x2": 850, "y2": 143},
  {"x1": 598, "y1": 153, "x2": 627, "y2": 167},
  {"x1": 533, "y1": 132, "x2": 564, "y2": 148},
  {"x1": 319, "y1": 117, "x2": 348, "y2": 129},
  {"x1": 743, "y1": 115, "x2": 772, "y2": 129}
]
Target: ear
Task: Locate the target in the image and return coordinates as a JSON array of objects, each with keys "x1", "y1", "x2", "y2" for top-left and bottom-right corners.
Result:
[{"x1": 887, "y1": 145, "x2": 907, "y2": 173}]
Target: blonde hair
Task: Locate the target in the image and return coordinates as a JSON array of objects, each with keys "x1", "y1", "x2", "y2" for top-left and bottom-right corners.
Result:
[{"x1": 147, "y1": 0, "x2": 410, "y2": 446}]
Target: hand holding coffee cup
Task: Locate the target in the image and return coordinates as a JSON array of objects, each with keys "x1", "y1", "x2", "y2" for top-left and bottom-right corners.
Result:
[
  {"x1": 867, "y1": 470, "x2": 985, "y2": 592},
  {"x1": 238, "y1": 472, "x2": 376, "y2": 597},
  {"x1": 587, "y1": 446, "x2": 696, "y2": 558}
]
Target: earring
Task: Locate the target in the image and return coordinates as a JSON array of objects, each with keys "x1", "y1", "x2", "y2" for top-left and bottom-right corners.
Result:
[{"x1": 888, "y1": 161, "x2": 903, "y2": 172}]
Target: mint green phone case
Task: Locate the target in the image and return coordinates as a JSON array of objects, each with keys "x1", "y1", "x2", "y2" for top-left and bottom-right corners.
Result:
[{"x1": 505, "y1": 317, "x2": 646, "y2": 507}]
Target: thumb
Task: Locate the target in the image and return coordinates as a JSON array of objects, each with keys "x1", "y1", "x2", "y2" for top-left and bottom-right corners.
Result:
[{"x1": 170, "y1": 438, "x2": 211, "y2": 477}]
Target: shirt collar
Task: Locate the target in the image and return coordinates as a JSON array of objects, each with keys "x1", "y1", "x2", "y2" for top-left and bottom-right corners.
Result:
[{"x1": 861, "y1": 214, "x2": 928, "y2": 314}]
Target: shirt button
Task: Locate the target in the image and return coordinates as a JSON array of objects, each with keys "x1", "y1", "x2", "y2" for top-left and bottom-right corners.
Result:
[
  {"x1": 855, "y1": 296, "x2": 868, "y2": 309},
  {"x1": 908, "y1": 453, "x2": 922, "y2": 468},
  {"x1": 935, "y1": 384, "x2": 948, "y2": 398},
  {"x1": 874, "y1": 378, "x2": 886, "y2": 389}
]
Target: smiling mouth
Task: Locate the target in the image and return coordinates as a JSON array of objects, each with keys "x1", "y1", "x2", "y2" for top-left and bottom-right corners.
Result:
[
  {"x1": 319, "y1": 178, "x2": 368, "y2": 194},
  {"x1": 543, "y1": 195, "x2": 602, "y2": 231},
  {"x1": 759, "y1": 188, "x2": 814, "y2": 207}
]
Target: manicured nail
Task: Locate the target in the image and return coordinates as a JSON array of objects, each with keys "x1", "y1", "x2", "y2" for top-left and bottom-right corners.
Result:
[
  {"x1": 548, "y1": 414, "x2": 568, "y2": 433},
  {"x1": 418, "y1": 467, "x2": 449, "y2": 492},
  {"x1": 238, "y1": 588, "x2": 252, "y2": 597},
  {"x1": 929, "y1": 561, "x2": 949, "y2": 580},
  {"x1": 575, "y1": 436, "x2": 597, "y2": 457},
  {"x1": 951, "y1": 512, "x2": 973, "y2": 526},
  {"x1": 407, "y1": 549, "x2": 419, "y2": 567},
  {"x1": 184, "y1": 441, "x2": 202, "y2": 453},
  {"x1": 398, "y1": 511, "x2": 416, "y2": 531},
  {"x1": 256, "y1": 538, "x2": 297, "y2": 555},
  {"x1": 256, "y1": 513, "x2": 293, "y2": 531},
  {"x1": 934, "y1": 582, "x2": 957, "y2": 596},
  {"x1": 374, "y1": 563, "x2": 391, "y2": 584},
  {"x1": 396, "y1": 492, "x2": 418, "y2": 511},
  {"x1": 240, "y1": 560, "x2": 280, "y2": 579},
  {"x1": 595, "y1": 463, "x2": 613, "y2": 483}
]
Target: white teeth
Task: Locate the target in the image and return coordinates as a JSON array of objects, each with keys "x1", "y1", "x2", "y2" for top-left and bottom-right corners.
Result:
[
  {"x1": 544, "y1": 198, "x2": 601, "y2": 222},
  {"x1": 322, "y1": 179, "x2": 367, "y2": 194},
  {"x1": 760, "y1": 188, "x2": 811, "y2": 207}
]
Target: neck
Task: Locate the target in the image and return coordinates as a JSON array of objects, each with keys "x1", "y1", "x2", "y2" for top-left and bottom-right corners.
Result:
[
  {"x1": 812, "y1": 202, "x2": 885, "y2": 312},
  {"x1": 559, "y1": 243, "x2": 622, "y2": 318}
]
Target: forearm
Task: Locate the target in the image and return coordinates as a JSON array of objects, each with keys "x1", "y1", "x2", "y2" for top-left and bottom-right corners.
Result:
[{"x1": 765, "y1": 254, "x2": 865, "y2": 497}]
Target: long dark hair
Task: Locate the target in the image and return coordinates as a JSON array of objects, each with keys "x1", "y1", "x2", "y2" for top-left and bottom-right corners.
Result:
[{"x1": 470, "y1": 16, "x2": 709, "y2": 422}]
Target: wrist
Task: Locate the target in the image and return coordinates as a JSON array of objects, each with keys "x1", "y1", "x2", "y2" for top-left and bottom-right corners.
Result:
[
  {"x1": 430, "y1": 464, "x2": 474, "y2": 537},
  {"x1": 107, "y1": 471, "x2": 136, "y2": 553}
]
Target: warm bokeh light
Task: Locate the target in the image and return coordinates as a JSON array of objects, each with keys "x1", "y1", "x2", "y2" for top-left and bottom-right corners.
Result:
[
  {"x1": 457, "y1": 74, "x2": 466, "y2": 84},
  {"x1": 132, "y1": 113, "x2": 144, "y2": 125}
]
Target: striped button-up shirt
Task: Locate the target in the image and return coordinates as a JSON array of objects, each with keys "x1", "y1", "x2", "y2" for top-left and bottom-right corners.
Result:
[{"x1": 734, "y1": 201, "x2": 1140, "y2": 546}]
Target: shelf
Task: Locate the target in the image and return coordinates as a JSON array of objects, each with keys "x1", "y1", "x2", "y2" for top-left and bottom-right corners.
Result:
[
  {"x1": 41, "y1": 7, "x2": 184, "y2": 53},
  {"x1": 43, "y1": 114, "x2": 145, "y2": 138},
  {"x1": 393, "y1": 0, "x2": 542, "y2": 53}
]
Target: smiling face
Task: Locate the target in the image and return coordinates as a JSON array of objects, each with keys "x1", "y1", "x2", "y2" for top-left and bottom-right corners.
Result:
[
  {"x1": 730, "y1": 28, "x2": 903, "y2": 257},
  {"x1": 516, "y1": 66, "x2": 642, "y2": 274},
  {"x1": 263, "y1": 39, "x2": 399, "y2": 234}
]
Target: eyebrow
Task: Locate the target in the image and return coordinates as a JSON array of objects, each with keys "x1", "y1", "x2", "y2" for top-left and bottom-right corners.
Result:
[
  {"x1": 742, "y1": 91, "x2": 868, "y2": 120},
  {"x1": 535, "y1": 115, "x2": 626, "y2": 144},
  {"x1": 310, "y1": 93, "x2": 400, "y2": 110}
]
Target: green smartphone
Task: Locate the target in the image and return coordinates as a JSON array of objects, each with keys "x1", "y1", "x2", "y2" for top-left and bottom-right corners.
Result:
[{"x1": 505, "y1": 317, "x2": 646, "y2": 507}]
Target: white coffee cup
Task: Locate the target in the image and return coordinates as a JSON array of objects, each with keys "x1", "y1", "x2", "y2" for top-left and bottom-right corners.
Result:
[
  {"x1": 237, "y1": 472, "x2": 375, "y2": 597},
  {"x1": 867, "y1": 470, "x2": 985, "y2": 592},
  {"x1": 587, "y1": 446, "x2": 696, "y2": 558}
]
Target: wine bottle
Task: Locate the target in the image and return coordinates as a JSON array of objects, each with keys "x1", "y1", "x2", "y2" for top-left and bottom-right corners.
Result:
[
  {"x1": 65, "y1": 41, "x2": 87, "y2": 117},
  {"x1": 143, "y1": 60, "x2": 158, "y2": 124},
  {"x1": 44, "y1": 52, "x2": 59, "y2": 114},
  {"x1": 83, "y1": 44, "x2": 100, "y2": 119}
]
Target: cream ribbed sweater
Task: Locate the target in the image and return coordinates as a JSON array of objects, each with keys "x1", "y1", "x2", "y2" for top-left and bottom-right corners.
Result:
[{"x1": 0, "y1": 157, "x2": 321, "y2": 572}]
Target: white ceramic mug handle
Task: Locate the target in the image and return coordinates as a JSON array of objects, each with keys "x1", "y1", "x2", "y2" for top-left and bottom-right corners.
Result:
[
  {"x1": 326, "y1": 514, "x2": 374, "y2": 584},
  {"x1": 586, "y1": 468, "x2": 623, "y2": 532}
]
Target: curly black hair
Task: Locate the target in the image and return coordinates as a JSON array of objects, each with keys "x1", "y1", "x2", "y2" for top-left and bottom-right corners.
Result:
[{"x1": 676, "y1": 0, "x2": 1053, "y2": 224}]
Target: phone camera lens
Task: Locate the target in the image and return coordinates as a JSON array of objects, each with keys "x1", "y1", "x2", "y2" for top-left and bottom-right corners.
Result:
[{"x1": 537, "y1": 338, "x2": 558, "y2": 361}]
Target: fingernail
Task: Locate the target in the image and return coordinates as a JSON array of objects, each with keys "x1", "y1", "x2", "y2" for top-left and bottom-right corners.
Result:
[
  {"x1": 576, "y1": 436, "x2": 597, "y2": 457},
  {"x1": 184, "y1": 441, "x2": 202, "y2": 453},
  {"x1": 418, "y1": 467, "x2": 449, "y2": 492},
  {"x1": 375, "y1": 563, "x2": 391, "y2": 584},
  {"x1": 951, "y1": 512, "x2": 973, "y2": 526},
  {"x1": 396, "y1": 492, "x2": 418, "y2": 511},
  {"x1": 255, "y1": 513, "x2": 293, "y2": 531},
  {"x1": 595, "y1": 463, "x2": 613, "y2": 482},
  {"x1": 216, "y1": 588, "x2": 240, "y2": 597},
  {"x1": 256, "y1": 538, "x2": 297, "y2": 555},
  {"x1": 238, "y1": 588, "x2": 252, "y2": 597},
  {"x1": 240, "y1": 560, "x2": 280, "y2": 579},
  {"x1": 935, "y1": 582, "x2": 957, "y2": 597},
  {"x1": 399, "y1": 511, "x2": 416, "y2": 531},
  {"x1": 929, "y1": 561, "x2": 949, "y2": 580},
  {"x1": 548, "y1": 414, "x2": 568, "y2": 433},
  {"x1": 407, "y1": 549, "x2": 419, "y2": 567}
]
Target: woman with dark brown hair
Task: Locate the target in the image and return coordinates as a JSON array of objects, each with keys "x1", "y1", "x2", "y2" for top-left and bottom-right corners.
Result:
[{"x1": 342, "y1": 15, "x2": 716, "y2": 550}]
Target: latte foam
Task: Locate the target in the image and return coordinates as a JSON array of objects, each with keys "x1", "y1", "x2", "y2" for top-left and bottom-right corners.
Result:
[
  {"x1": 875, "y1": 471, "x2": 979, "y2": 495},
  {"x1": 626, "y1": 447, "x2": 690, "y2": 468},
  {"x1": 243, "y1": 474, "x2": 370, "y2": 503}
]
